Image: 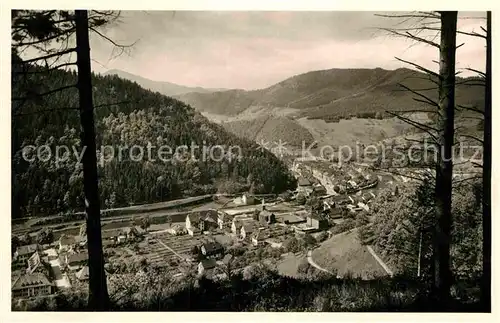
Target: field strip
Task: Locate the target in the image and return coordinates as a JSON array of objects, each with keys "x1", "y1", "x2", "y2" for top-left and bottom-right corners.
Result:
[
  {"x1": 366, "y1": 245, "x2": 393, "y2": 276},
  {"x1": 154, "y1": 238, "x2": 185, "y2": 261}
]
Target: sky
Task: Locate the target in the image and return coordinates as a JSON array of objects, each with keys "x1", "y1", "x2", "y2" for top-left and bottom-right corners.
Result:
[{"x1": 88, "y1": 11, "x2": 488, "y2": 90}]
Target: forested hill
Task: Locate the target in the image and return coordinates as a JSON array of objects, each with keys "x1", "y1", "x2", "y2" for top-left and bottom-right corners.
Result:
[{"x1": 11, "y1": 68, "x2": 296, "y2": 219}]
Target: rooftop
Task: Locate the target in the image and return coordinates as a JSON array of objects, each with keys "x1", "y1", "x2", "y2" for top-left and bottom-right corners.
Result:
[
  {"x1": 189, "y1": 209, "x2": 218, "y2": 223},
  {"x1": 12, "y1": 272, "x2": 52, "y2": 290},
  {"x1": 16, "y1": 244, "x2": 39, "y2": 256},
  {"x1": 67, "y1": 252, "x2": 88, "y2": 264},
  {"x1": 298, "y1": 178, "x2": 312, "y2": 186},
  {"x1": 101, "y1": 229, "x2": 122, "y2": 239},
  {"x1": 27, "y1": 252, "x2": 42, "y2": 273},
  {"x1": 242, "y1": 223, "x2": 258, "y2": 233},
  {"x1": 199, "y1": 258, "x2": 217, "y2": 270},
  {"x1": 202, "y1": 241, "x2": 224, "y2": 253}
]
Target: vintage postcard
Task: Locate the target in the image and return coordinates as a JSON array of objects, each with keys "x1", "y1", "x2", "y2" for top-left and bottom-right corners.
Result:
[{"x1": 3, "y1": 1, "x2": 495, "y2": 321}]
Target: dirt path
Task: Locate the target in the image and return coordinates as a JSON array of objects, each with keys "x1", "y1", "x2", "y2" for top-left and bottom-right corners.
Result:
[
  {"x1": 306, "y1": 250, "x2": 343, "y2": 278},
  {"x1": 306, "y1": 250, "x2": 332, "y2": 273},
  {"x1": 366, "y1": 245, "x2": 393, "y2": 276}
]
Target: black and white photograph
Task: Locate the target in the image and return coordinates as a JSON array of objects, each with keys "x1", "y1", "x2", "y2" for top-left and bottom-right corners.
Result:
[{"x1": 7, "y1": 5, "x2": 493, "y2": 314}]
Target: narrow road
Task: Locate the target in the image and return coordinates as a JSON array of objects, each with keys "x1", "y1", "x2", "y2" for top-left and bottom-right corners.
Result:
[{"x1": 306, "y1": 250, "x2": 341, "y2": 278}]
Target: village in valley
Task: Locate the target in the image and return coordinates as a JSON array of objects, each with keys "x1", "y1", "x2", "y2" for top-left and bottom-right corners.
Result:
[{"x1": 11, "y1": 156, "x2": 405, "y2": 301}]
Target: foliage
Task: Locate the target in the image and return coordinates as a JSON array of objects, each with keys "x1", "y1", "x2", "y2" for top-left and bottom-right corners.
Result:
[
  {"x1": 306, "y1": 196, "x2": 323, "y2": 214},
  {"x1": 315, "y1": 231, "x2": 329, "y2": 243},
  {"x1": 369, "y1": 179, "x2": 483, "y2": 280},
  {"x1": 12, "y1": 68, "x2": 296, "y2": 218},
  {"x1": 331, "y1": 219, "x2": 356, "y2": 235},
  {"x1": 296, "y1": 194, "x2": 307, "y2": 205},
  {"x1": 14, "y1": 269, "x2": 484, "y2": 312}
]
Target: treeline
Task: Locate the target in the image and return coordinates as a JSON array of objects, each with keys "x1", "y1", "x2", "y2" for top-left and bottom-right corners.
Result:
[
  {"x1": 308, "y1": 111, "x2": 388, "y2": 123},
  {"x1": 12, "y1": 68, "x2": 296, "y2": 218}
]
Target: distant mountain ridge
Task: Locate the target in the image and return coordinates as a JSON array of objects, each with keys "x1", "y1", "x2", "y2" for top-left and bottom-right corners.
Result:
[
  {"x1": 102, "y1": 69, "x2": 228, "y2": 96},
  {"x1": 175, "y1": 67, "x2": 484, "y2": 118},
  {"x1": 173, "y1": 67, "x2": 484, "y2": 151}
]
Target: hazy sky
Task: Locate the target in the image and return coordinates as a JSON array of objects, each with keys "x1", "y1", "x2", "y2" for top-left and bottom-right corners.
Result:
[{"x1": 89, "y1": 11, "x2": 487, "y2": 90}]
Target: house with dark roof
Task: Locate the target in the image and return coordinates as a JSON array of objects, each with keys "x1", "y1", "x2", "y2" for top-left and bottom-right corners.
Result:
[
  {"x1": 297, "y1": 177, "x2": 314, "y2": 196},
  {"x1": 258, "y1": 209, "x2": 276, "y2": 225},
  {"x1": 312, "y1": 185, "x2": 327, "y2": 196},
  {"x1": 217, "y1": 211, "x2": 235, "y2": 230},
  {"x1": 186, "y1": 209, "x2": 218, "y2": 233},
  {"x1": 306, "y1": 213, "x2": 329, "y2": 230},
  {"x1": 101, "y1": 229, "x2": 122, "y2": 241},
  {"x1": 201, "y1": 210, "x2": 219, "y2": 231},
  {"x1": 257, "y1": 201, "x2": 276, "y2": 225},
  {"x1": 231, "y1": 216, "x2": 253, "y2": 235},
  {"x1": 12, "y1": 272, "x2": 53, "y2": 299},
  {"x1": 298, "y1": 178, "x2": 311, "y2": 187},
  {"x1": 200, "y1": 241, "x2": 224, "y2": 259},
  {"x1": 251, "y1": 229, "x2": 272, "y2": 246},
  {"x1": 240, "y1": 223, "x2": 259, "y2": 240},
  {"x1": 14, "y1": 244, "x2": 39, "y2": 265},
  {"x1": 198, "y1": 258, "x2": 217, "y2": 276},
  {"x1": 66, "y1": 252, "x2": 88, "y2": 271}
]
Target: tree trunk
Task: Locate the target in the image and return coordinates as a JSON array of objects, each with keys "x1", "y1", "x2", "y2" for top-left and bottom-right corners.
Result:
[
  {"x1": 75, "y1": 10, "x2": 110, "y2": 310},
  {"x1": 481, "y1": 10, "x2": 492, "y2": 312},
  {"x1": 433, "y1": 11, "x2": 457, "y2": 306}
]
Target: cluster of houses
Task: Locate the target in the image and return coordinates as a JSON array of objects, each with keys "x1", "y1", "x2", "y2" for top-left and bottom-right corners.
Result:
[
  {"x1": 296, "y1": 178, "x2": 327, "y2": 197},
  {"x1": 12, "y1": 244, "x2": 54, "y2": 299},
  {"x1": 293, "y1": 159, "x2": 379, "y2": 197},
  {"x1": 11, "y1": 223, "x2": 150, "y2": 300}
]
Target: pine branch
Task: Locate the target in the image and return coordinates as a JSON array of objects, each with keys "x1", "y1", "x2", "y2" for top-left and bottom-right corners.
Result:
[
  {"x1": 395, "y1": 57, "x2": 440, "y2": 79},
  {"x1": 458, "y1": 134, "x2": 484, "y2": 144},
  {"x1": 12, "y1": 107, "x2": 79, "y2": 117},
  {"x1": 465, "y1": 68, "x2": 486, "y2": 78},
  {"x1": 386, "y1": 111, "x2": 439, "y2": 142},
  {"x1": 455, "y1": 104, "x2": 484, "y2": 115},
  {"x1": 13, "y1": 62, "x2": 76, "y2": 74},
  {"x1": 12, "y1": 84, "x2": 77, "y2": 102},
  {"x1": 381, "y1": 28, "x2": 440, "y2": 48},
  {"x1": 14, "y1": 47, "x2": 76, "y2": 65},
  {"x1": 397, "y1": 82, "x2": 439, "y2": 107}
]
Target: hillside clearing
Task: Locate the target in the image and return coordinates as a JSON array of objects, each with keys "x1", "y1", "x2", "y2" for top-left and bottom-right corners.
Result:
[{"x1": 311, "y1": 230, "x2": 388, "y2": 279}]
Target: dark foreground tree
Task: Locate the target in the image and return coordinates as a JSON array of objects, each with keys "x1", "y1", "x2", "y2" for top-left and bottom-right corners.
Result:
[
  {"x1": 74, "y1": 10, "x2": 109, "y2": 310},
  {"x1": 432, "y1": 11, "x2": 457, "y2": 305},
  {"x1": 11, "y1": 9, "x2": 128, "y2": 310}
]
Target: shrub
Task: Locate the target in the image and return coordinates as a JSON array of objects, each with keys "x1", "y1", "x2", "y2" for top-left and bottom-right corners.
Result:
[
  {"x1": 316, "y1": 231, "x2": 329, "y2": 243},
  {"x1": 331, "y1": 219, "x2": 356, "y2": 235}
]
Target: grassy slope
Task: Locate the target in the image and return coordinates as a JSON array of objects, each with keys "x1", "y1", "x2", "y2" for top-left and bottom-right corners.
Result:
[{"x1": 311, "y1": 230, "x2": 388, "y2": 279}]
